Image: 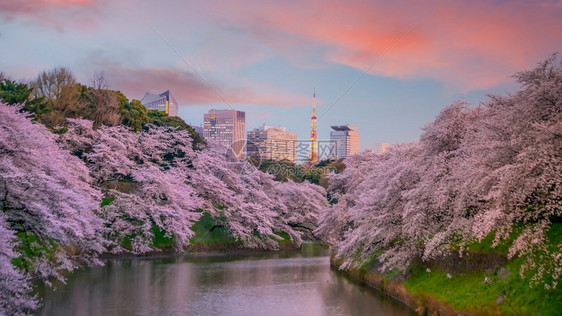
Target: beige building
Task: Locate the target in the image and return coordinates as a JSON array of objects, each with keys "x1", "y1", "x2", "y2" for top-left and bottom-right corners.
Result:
[
  {"x1": 330, "y1": 125, "x2": 360, "y2": 160},
  {"x1": 372, "y1": 142, "x2": 391, "y2": 154},
  {"x1": 203, "y1": 110, "x2": 246, "y2": 159},
  {"x1": 247, "y1": 124, "x2": 297, "y2": 163}
]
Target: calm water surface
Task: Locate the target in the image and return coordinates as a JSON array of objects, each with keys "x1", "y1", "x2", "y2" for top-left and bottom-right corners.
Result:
[{"x1": 38, "y1": 244, "x2": 413, "y2": 315}]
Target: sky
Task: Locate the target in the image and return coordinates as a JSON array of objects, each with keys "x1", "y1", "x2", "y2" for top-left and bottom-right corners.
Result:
[{"x1": 1, "y1": 0, "x2": 561, "y2": 151}]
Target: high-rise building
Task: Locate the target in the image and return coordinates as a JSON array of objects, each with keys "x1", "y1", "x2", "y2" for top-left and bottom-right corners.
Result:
[
  {"x1": 330, "y1": 125, "x2": 360, "y2": 159},
  {"x1": 247, "y1": 124, "x2": 297, "y2": 163},
  {"x1": 203, "y1": 110, "x2": 246, "y2": 159},
  {"x1": 372, "y1": 142, "x2": 391, "y2": 154},
  {"x1": 140, "y1": 90, "x2": 178, "y2": 117}
]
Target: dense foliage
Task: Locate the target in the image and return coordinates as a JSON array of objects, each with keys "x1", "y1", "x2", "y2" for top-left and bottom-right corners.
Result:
[
  {"x1": 257, "y1": 158, "x2": 345, "y2": 186},
  {"x1": 316, "y1": 55, "x2": 562, "y2": 289},
  {"x1": 0, "y1": 79, "x2": 50, "y2": 117}
]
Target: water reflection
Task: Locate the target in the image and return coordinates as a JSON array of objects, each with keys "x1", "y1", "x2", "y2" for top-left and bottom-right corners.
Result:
[{"x1": 39, "y1": 245, "x2": 413, "y2": 315}]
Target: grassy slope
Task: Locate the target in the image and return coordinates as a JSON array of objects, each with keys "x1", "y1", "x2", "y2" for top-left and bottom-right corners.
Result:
[
  {"x1": 101, "y1": 195, "x2": 294, "y2": 251},
  {"x1": 188, "y1": 212, "x2": 294, "y2": 247},
  {"x1": 403, "y1": 223, "x2": 562, "y2": 315},
  {"x1": 189, "y1": 212, "x2": 238, "y2": 245}
]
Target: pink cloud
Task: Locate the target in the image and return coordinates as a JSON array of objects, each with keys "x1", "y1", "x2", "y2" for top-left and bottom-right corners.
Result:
[
  {"x1": 0, "y1": 0, "x2": 95, "y2": 13},
  {"x1": 0, "y1": 0, "x2": 102, "y2": 31},
  {"x1": 98, "y1": 62, "x2": 310, "y2": 108}
]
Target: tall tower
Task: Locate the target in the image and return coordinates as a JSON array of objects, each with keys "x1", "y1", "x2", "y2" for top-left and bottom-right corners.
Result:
[{"x1": 309, "y1": 89, "x2": 318, "y2": 164}]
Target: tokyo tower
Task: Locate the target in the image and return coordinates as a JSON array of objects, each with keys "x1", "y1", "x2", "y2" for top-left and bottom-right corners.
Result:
[{"x1": 309, "y1": 89, "x2": 318, "y2": 164}]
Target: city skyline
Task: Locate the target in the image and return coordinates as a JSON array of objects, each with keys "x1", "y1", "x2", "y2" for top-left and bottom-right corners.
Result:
[
  {"x1": 195, "y1": 96, "x2": 370, "y2": 153},
  {"x1": 1, "y1": 1, "x2": 561, "y2": 149},
  {"x1": 199, "y1": 95, "x2": 370, "y2": 158},
  {"x1": 203, "y1": 108, "x2": 360, "y2": 163}
]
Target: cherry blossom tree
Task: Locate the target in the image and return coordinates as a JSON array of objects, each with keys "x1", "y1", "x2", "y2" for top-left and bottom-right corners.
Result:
[
  {"x1": 277, "y1": 179, "x2": 327, "y2": 241},
  {"x1": 191, "y1": 144, "x2": 287, "y2": 249},
  {"x1": 324, "y1": 143, "x2": 424, "y2": 270},
  {"x1": 60, "y1": 121, "x2": 205, "y2": 254},
  {"x1": 0, "y1": 215, "x2": 38, "y2": 315},
  {"x1": 460, "y1": 54, "x2": 562, "y2": 285},
  {"x1": 316, "y1": 150, "x2": 381, "y2": 244},
  {"x1": 99, "y1": 167, "x2": 204, "y2": 254},
  {"x1": 317, "y1": 54, "x2": 561, "y2": 286},
  {"x1": 0, "y1": 103, "x2": 105, "y2": 314},
  {"x1": 189, "y1": 142, "x2": 327, "y2": 249}
]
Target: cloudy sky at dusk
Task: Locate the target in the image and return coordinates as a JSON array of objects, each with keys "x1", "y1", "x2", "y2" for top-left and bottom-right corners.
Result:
[{"x1": 1, "y1": 0, "x2": 561, "y2": 151}]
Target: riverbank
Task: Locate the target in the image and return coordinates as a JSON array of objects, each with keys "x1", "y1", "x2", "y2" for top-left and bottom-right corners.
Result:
[
  {"x1": 331, "y1": 255, "x2": 469, "y2": 315},
  {"x1": 330, "y1": 226, "x2": 562, "y2": 315}
]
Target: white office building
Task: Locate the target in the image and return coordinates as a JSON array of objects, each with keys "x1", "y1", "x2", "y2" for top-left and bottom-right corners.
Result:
[
  {"x1": 247, "y1": 124, "x2": 297, "y2": 163},
  {"x1": 330, "y1": 125, "x2": 360, "y2": 160}
]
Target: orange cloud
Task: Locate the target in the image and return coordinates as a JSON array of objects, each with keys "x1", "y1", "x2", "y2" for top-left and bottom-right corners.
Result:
[{"x1": 4, "y1": 0, "x2": 560, "y2": 92}]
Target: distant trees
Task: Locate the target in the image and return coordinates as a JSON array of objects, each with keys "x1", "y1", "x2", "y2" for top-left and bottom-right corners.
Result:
[
  {"x1": 32, "y1": 67, "x2": 77, "y2": 105},
  {"x1": 120, "y1": 99, "x2": 149, "y2": 132},
  {"x1": 77, "y1": 72, "x2": 122, "y2": 128},
  {"x1": 316, "y1": 54, "x2": 562, "y2": 287},
  {"x1": 1, "y1": 68, "x2": 205, "y2": 147},
  {"x1": 258, "y1": 160, "x2": 304, "y2": 182},
  {"x1": 0, "y1": 78, "x2": 50, "y2": 117},
  {"x1": 0, "y1": 79, "x2": 35, "y2": 106},
  {"x1": 32, "y1": 67, "x2": 80, "y2": 126},
  {"x1": 30, "y1": 68, "x2": 124, "y2": 128}
]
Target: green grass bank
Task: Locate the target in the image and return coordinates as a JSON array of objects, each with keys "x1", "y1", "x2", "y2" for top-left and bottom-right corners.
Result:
[{"x1": 331, "y1": 223, "x2": 562, "y2": 315}]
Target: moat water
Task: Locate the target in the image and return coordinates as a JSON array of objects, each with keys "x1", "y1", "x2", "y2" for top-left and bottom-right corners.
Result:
[{"x1": 38, "y1": 244, "x2": 413, "y2": 315}]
